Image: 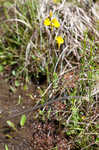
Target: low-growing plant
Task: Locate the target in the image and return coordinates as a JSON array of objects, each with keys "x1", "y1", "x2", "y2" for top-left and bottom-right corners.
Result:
[{"x1": 20, "y1": 114, "x2": 27, "y2": 127}]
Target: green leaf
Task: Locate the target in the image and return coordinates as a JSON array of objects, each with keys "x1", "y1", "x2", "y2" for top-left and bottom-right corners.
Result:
[
  {"x1": 15, "y1": 80, "x2": 20, "y2": 87},
  {"x1": 17, "y1": 95, "x2": 22, "y2": 105},
  {"x1": 96, "y1": 124, "x2": 99, "y2": 129},
  {"x1": 20, "y1": 114, "x2": 27, "y2": 127},
  {"x1": 6, "y1": 120, "x2": 17, "y2": 131},
  {"x1": 5, "y1": 144, "x2": 9, "y2": 150},
  {"x1": 23, "y1": 84, "x2": 28, "y2": 91},
  {"x1": 0, "y1": 65, "x2": 4, "y2": 72},
  {"x1": 12, "y1": 70, "x2": 16, "y2": 76},
  {"x1": 53, "y1": 72, "x2": 58, "y2": 88},
  {"x1": 96, "y1": 137, "x2": 99, "y2": 143},
  {"x1": 10, "y1": 86, "x2": 16, "y2": 93},
  {"x1": 4, "y1": 1, "x2": 12, "y2": 8}
]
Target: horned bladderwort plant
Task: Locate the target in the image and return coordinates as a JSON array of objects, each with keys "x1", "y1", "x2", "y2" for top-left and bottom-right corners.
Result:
[
  {"x1": 44, "y1": 11, "x2": 64, "y2": 49},
  {"x1": 43, "y1": 10, "x2": 64, "y2": 84},
  {"x1": 44, "y1": 10, "x2": 60, "y2": 29}
]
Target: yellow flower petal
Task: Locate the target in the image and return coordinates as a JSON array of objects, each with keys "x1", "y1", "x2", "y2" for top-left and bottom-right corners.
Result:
[
  {"x1": 53, "y1": 0, "x2": 61, "y2": 3},
  {"x1": 56, "y1": 36, "x2": 64, "y2": 49},
  {"x1": 56, "y1": 36, "x2": 64, "y2": 44},
  {"x1": 51, "y1": 18, "x2": 60, "y2": 28},
  {"x1": 53, "y1": 0, "x2": 57, "y2": 3},
  {"x1": 82, "y1": 116, "x2": 86, "y2": 120},
  {"x1": 44, "y1": 18, "x2": 51, "y2": 26}
]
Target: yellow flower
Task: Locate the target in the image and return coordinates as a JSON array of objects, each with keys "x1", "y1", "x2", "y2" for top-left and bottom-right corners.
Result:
[
  {"x1": 53, "y1": 0, "x2": 61, "y2": 3},
  {"x1": 51, "y1": 18, "x2": 60, "y2": 28},
  {"x1": 82, "y1": 116, "x2": 86, "y2": 120},
  {"x1": 44, "y1": 18, "x2": 51, "y2": 26},
  {"x1": 56, "y1": 36, "x2": 64, "y2": 49},
  {"x1": 53, "y1": 0, "x2": 57, "y2": 3}
]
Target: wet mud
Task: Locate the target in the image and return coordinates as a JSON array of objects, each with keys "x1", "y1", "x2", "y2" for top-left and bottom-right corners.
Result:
[{"x1": 0, "y1": 76, "x2": 75, "y2": 150}]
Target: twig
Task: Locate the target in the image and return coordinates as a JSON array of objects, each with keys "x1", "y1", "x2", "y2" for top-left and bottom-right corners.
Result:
[{"x1": 2, "y1": 96, "x2": 83, "y2": 122}]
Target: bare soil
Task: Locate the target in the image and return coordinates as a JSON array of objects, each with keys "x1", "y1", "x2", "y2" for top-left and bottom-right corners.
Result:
[{"x1": 0, "y1": 75, "x2": 76, "y2": 150}]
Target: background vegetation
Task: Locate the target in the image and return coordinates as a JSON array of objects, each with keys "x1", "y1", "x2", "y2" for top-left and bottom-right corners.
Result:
[{"x1": 0, "y1": 0, "x2": 99, "y2": 149}]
